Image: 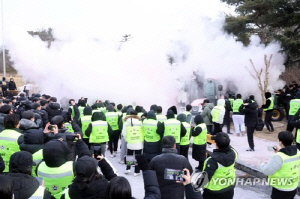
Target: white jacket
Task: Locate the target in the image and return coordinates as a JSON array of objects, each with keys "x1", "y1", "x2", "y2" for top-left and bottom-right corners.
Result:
[
  {"x1": 121, "y1": 115, "x2": 143, "y2": 150},
  {"x1": 211, "y1": 99, "x2": 226, "y2": 124}
]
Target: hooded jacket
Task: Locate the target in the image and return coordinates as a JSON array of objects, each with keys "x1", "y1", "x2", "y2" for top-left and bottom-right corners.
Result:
[
  {"x1": 0, "y1": 112, "x2": 6, "y2": 131},
  {"x1": 78, "y1": 106, "x2": 93, "y2": 129},
  {"x1": 239, "y1": 102, "x2": 258, "y2": 127},
  {"x1": 46, "y1": 102, "x2": 62, "y2": 121},
  {"x1": 20, "y1": 128, "x2": 44, "y2": 154},
  {"x1": 7, "y1": 151, "x2": 52, "y2": 199},
  {"x1": 64, "y1": 157, "x2": 117, "y2": 199},
  {"x1": 85, "y1": 112, "x2": 113, "y2": 140},
  {"x1": 201, "y1": 103, "x2": 214, "y2": 125},
  {"x1": 143, "y1": 111, "x2": 164, "y2": 161},
  {"x1": 106, "y1": 104, "x2": 114, "y2": 112},
  {"x1": 19, "y1": 118, "x2": 38, "y2": 131},
  {"x1": 191, "y1": 115, "x2": 207, "y2": 161},
  {"x1": 203, "y1": 146, "x2": 238, "y2": 194},
  {"x1": 163, "y1": 110, "x2": 187, "y2": 140},
  {"x1": 211, "y1": 99, "x2": 225, "y2": 124},
  {"x1": 261, "y1": 92, "x2": 273, "y2": 112}
]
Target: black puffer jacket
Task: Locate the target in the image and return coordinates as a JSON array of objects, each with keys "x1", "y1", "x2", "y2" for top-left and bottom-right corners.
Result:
[
  {"x1": 143, "y1": 111, "x2": 164, "y2": 161},
  {"x1": 223, "y1": 99, "x2": 232, "y2": 123},
  {"x1": 239, "y1": 103, "x2": 258, "y2": 128},
  {"x1": 20, "y1": 128, "x2": 44, "y2": 154},
  {"x1": 149, "y1": 148, "x2": 193, "y2": 199},
  {"x1": 46, "y1": 103, "x2": 61, "y2": 122},
  {"x1": 19, "y1": 118, "x2": 39, "y2": 131},
  {"x1": 203, "y1": 147, "x2": 237, "y2": 194}
]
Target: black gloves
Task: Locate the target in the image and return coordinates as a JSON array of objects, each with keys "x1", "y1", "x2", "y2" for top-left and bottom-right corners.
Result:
[{"x1": 135, "y1": 154, "x2": 149, "y2": 171}]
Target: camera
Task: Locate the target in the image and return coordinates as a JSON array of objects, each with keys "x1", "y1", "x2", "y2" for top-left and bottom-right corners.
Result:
[
  {"x1": 164, "y1": 168, "x2": 186, "y2": 182},
  {"x1": 66, "y1": 134, "x2": 79, "y2": 141}
]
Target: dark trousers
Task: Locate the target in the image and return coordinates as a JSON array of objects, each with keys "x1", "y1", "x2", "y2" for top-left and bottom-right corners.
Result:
[
  {"x1": 247, "y1": 126, "x2": 255, "y2": 150},
  {"x1": 212, "y1": 123, "x2": 222, "y2": 135},
  {"x1": 203, "y1": 189, "x2": 234, "y2": 199},
  {"x1": 222, "y1": 121, "x2": 231, "y2": 134},
  {"x1": 126, "y1": 149, "x2": 142, "y2": 173},
  {"x1": 271, "y1": 187, "x2": 297, "y2": 199},
  {"x1": 265, "y1": 111, "x2": 274, "y2": 131},
  {"x1": 197, "y1": 161, "x2": 204, "y2": 171},
  {"x1": 109, "y1": 130, "x2": 121, "y2": 154},
  {"x1": 176, "y1": 144, "x2": 180, "y2": 154},
  {"x1": 207, "y1": 125, "x2": 213, "y2": 134},
  {"x1": 286, "y1": 116, "x2": 295, "y2": 132},
  {"x1": 180, "y1": 145, "x2": 189, "y2": 159}
]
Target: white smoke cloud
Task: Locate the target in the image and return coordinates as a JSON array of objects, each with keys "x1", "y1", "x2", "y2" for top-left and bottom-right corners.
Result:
[{"x1": 2, "y1": 0, "x2": 285, "y2": 108}]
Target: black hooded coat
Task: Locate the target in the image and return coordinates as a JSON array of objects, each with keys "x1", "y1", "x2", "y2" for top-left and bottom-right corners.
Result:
[{"x1": 46, "y1": 102, "x2": 62, "y2": 122}]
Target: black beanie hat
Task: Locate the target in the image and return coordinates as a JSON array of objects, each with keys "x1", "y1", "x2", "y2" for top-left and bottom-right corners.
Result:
[{"x1": 9, "y1": 151, "x2": 33, "y2": 173}]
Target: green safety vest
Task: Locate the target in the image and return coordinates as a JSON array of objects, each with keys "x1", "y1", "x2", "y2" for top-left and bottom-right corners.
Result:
[
  {"x1": 106, "y1": 112, "x2": 119, "y2": 131},
  {"x1": 193, "y1": 123, "x2": 207, "y2": 145},
  {"x1": 164, "y1": 119, "x2": 181, "y2": 144},
  {"x1": 228, "y1": 98, "x2": 234, "y2": 107},
  {"x1": 263, "y1": 97, "x2": 274, "y2": 111},
  {"x1": 69, "y1": 106, "x2": 75, "y2": 118},
  {"x1": 203, "y1": 149, "x2": 238, "y2": 191},
  {"x1": 38, "y1": 161, "x2": 74, "y2": 199},
  {"x1": 180, "y1": 122, "x2": 191, "y2": 145},
  {"x1": 32, "y1": 149, "x2": 43, "y2": 177},
  {"x1": 0, "y1": 129, "x2": 21, "y2": 172},
  {"x1": 64, "y1": 122, "x2": 74, "y2": 133},
  {"x1": 182, "y1": 111, "x2": 192, "y2": 124},
  {"x1": 268, "y1": 151, "x2": 300, "y2": 191},
  {"x1": 78, "y1": 106, "x2": 85, "y2": 119},
  {"x1": 211, "y1": 106, "x2": 222, "y2": 122},
  {"x1": 143, "y1": 119, "x2": 160, "y2": 142},
  {"x1": 64, "y1": 188, "x2": 70, "y2": 199},
  {"x1": 232, "y1": 99, "x2": 243, "y2": 113},
  {"x1": 156, "y1": 114, "x2": 167, "y2": 122},
  {"x1": 97, "y1": 107, "x2": 107, "y2": 114},
  {"x1": 289, "y1": 99, "x2": 300, "y2": 116},
  {"x1": 89, "y1": 121, "x2": 109, "y2": 143},
  {"x1": 80, "y1": 116, "x2": 92, "y2": 138},
  {"x1": 29, "y1": 186, "x2": 45, "y2": 199},
  {"x1": 126, "y1": 121, "x2": 144, "y2": 144}
]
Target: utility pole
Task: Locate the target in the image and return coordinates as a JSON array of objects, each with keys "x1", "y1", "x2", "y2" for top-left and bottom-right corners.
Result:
[{"x1": 1, "y1": 0, "x2": 6, "y2": 78}]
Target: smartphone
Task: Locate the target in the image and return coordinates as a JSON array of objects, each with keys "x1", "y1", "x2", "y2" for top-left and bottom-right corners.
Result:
[
  {"x1": 164, "y1": 168, "x2": 186, "y2": 182},
  {"x1": 93, "y1": 146, "x2": 102, "y2": 160},
  {"x1": 48, "y1": 125, "x2": 55, "y2": 131},
  {"x1": 35, "y1": 177, "x2": 43, "y2": 185},
  {"x1": 267, "y1": 146, "x2": 276, "y2": 151},
  {"x1": 125, "y1": 155, "x2": 136, "y2": 165},
  {"x1": 66, "y1": 134, "x2": 79, "y2": 141}
]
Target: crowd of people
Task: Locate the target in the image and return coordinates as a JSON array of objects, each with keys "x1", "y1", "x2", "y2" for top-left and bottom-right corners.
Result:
[{"x1": 0, "y1": 85, "x2": 299, "y2": 199}]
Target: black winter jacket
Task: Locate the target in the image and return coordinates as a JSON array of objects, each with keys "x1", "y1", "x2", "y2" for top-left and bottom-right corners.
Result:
[
  {"x1": 8, "y1": 81, "x2": 17, "y2": 90},
  {"x1": 239, "y1": 103, "x2": 258, "y2": 128},
  {"x1": 46, "y1": 103, "x2": 62, "y2": 122},
  {"x1": 203, "y1": 147, "x2": 237, "y2": 194},
  {"x1": 20, "y1": 128, "x2": 44, "y2": 154},
  {"x1": 0, "y1": 113, "x2": 7, "y2": 131},
  {"x1": 7, "y1": 173, "x2": 52, "y2": 199},
  {"x1": 149, "y1": 148, "x2": 193, "y2": 199}
]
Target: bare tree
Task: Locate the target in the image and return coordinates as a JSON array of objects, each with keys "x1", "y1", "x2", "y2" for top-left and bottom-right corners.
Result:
[{"x1": 246, "y1": 54, "x2": 273, "y2": 104}]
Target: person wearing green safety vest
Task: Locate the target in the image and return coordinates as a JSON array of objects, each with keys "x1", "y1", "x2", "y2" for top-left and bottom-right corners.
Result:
[
  {"x1": 290, "y1": 108, "x2": 300, "y2": 150},
  {"x1": 78, "y1": 106, "x2": 92, "y2": 146},
  {"x1": 261, "y1": 131, "x2": 300, "y2": 199},
  {"x1": 7, "y1": 151, "x2": 53, "y2": 199},
  {"x1": 77, "y1": 98, "x2": 87, "y2": 119},
  {"x1": 287, "y1": 92, "x2": 300, "y2": 133},
  {"x1": 182, "y1": 104, "x2": 193, "y2": 125},
  {"x1": 211, "y1": 99, "x2": 225, "y2": 135},
  {"x1": 192, "y1": 115, "x2": 207, "y2": 171},
  {"x1": 116, "y1": 104, "x2": 123, "y2": 116},
  {"x1": 85, "y1": 112, "x2": 113, "y2": 157},
  {"x1": 0, "y1": 114, "x2": 23, "y2": 172},
  {"x1": 37, "y1": 135, "x2": 90, "y2": 199},
  {"x1": 202, "y1": 132, "x2": 238, "y2": 199},
  {"x1": 135, "y1": 105, "x2": 145, "y2": 118},
  {"x1": 122, "y1": 110, "x2": 144, "y2": 176},
  {"x1": 228, "y1": 94, "x2": 235, "y2": 108},
  {"x1": 68, "y1": 99, "x2": 79, "y2": 123},
  {"x1": 32, "y1": 149, "x2": 43, "y2": 177},
  {"x1": 143, "y1": 110, "x2": 164, "y2": 161},
  {"x1": 163, "y1": 110, "x2": 187, "y2": 155},
  {"x1": 106, "y1": 104, "x2": 122, "y2": 158},
  {"x1": 232, "y1": 94, "x2": 245, "y2": 136},
  {"x1": 177, "y1": 114, "x2": 191, "y2": 159},
  {"x1": 156, "y1": 106, "x2": 167, "y2": 122},
  {"x1": 261, "y1": 92, "x2": 274, "y2": 134}
]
